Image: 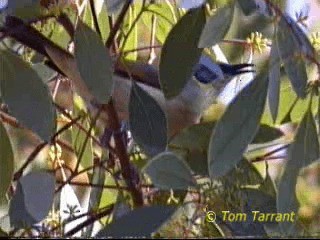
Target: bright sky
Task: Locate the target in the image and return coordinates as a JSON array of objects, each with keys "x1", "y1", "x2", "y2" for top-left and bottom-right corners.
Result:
[{"x1": 0, "y1": 0, "x2": 8, "y2": 10}]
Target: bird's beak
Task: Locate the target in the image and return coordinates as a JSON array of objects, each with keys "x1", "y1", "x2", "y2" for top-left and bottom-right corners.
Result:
[
  {"x1": 219, "y1": 63, "x2": 255, "y2": 76},
  {"x1": 232, "y1": 63, "x2": 256, "y2": 75}
]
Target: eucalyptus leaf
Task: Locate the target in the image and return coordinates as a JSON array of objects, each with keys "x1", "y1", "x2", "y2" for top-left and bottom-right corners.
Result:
[
  {"x1": 252, "y1": 125, "x2": 283, "y2": 144},
  {"x1": 224, "y1": 158, "x2": 264, "y2": 186},
  {"x1": 93, "y1": 0, "x2": 110, "y2": 43},
  {"x1": 259, "y1": 165, "x2": 277, "y2": 197},
  {"x1": 170, "y1": 122, "x2": 215, "y2": 151},
  {"x1": 237, "y1": 0, "x2": 258, "y2": 16},
  {"x1": 105, "y1": 0, "x2": 125, "y2": 15},
  {"x1": 129, "y1": 82, "x2": 167, "y2": 156},
  {"x1": 7, "y1": 0, "x2": 42, "y2": 21},
  {"x1": 243, "y1": 189, "x2": 277, "y2": 214},
  {"x1": 277, "y1": 108, "x2": 319, "y2": 234},
  {"x1": 288, "y1": 15, "x2": 315, "y2": 58},
  {"x1": 159, "y1": 7, "x2": 205, "y2": 99},
  {"x1": 86, "y1": 162, "x2": 106, "y2": 237},
  {"x1": 282, "y1": 57, "x2": 308, "y2": 99},
  {"x1": 121, "y1": 5, "x2": 138, "y2": 61},
  {"x1": 276, "y1": 15, "x2": 309, "y2": 98},
  {"x1": 142, "y1": 3, "x2": 175, "y2": 44},
  {"x1": 50, "y1": 22, "x2": 72, "y2": 50},
  {"x1": 32, "y1": 63, "x2": 58, "y2": 83},
  {"x1": 96, "y1": 206, "x2": 176, "y2": 237},
  {"x1": 220, "y1": 189, "x2": 276, "y2": 237},
  {"x1": 287, "y1": 108, "x2": 319, "y2": 168},
  {"x1": 143, "y1": 152, "x2": 197, "y2": 190},
  {"x1": 9, "y1": 172, "x2": 55, "y2": 228},
  {"x1": 0, "y1": 121, "x2": 14, "y2": 205},
  {"x1": 98, "y1": 173, "x2": 118, "y2": 225},
  {"x1": 208, "y1": 72, "x2": 269, "y2": 178},
  {"x1": 262, "y1": 77, "x2": 318, "y2": 126},
  {"x1": 277, "y1": 165, "x2": 300, "y2": 235},
  {"x1": 268, "y1": 42, "x2": 281, "y2": 123},
  {"x1": 169, "y1": 122, "x2": 215, "y2": 176},
  {"x1": 74, "y1": 20, "x2": 114, "y2": 104},
  {"x1": 0, "y1": 50, "x2": 56, "y2": 141},
  {"x1": 72, "y1": 95, "x2": 93, "y2": 170},
  {"x1": 82, "y1": 0, "x2": 95, "y2": 30},
  {"x1": 198, "y1": 4, "x2": 234, "y2": 48}
]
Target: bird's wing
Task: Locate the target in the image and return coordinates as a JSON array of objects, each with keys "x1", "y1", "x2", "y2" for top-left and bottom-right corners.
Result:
[{"x1": 114, "y1": 59, "x2": 161, "y2": 89}]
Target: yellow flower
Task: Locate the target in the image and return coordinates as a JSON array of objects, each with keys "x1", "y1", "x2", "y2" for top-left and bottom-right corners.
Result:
[
  {"x1": 310, "y1": 32, "x2": 320, "y2": 52},
  {"x1": 246, "y1": 32, "x2": 269, "y2": 54},
  {"x1": 49, "y1": 143, "x2": 62, "y2": 162}
]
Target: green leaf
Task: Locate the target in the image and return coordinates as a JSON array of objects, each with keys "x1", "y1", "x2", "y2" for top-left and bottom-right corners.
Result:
[
  {"x1": 237, "y1": 0, "x2": 258, "y2": 15},
  {"x1": 32, "y1": 63, "x2": 58, "y2": 83},
  {"x1": 143, "y1": 152, "x2": 197, "y2": 190},
  {"x1": 7, "y1": 0, "x2": 42, "y2": 21},
  {"x1": 226, "y1": 158, "x2": 264, "y2": 186},
  {"x1": 252, "y1": 124, "x2": 283, "y2": 144},
  {"x1": 93, "y1": 0, "x2": 110, "y2": 43},
  {"x1": 74, "y1": 20, "x2": 114, "y2": 104},
  {"x1": 98, "y1": 173, "x2": 118, "y2": 224},
  {"x1": 96, "y1": 206, "x2": 176, "y2": 237},
  {"x1": 129, "y1": 82, "x2": 167, "y2": 156},
  {"x1": 277, "y1": 165, "x2": 300, "y2": 235},
  {"x1": 71, "y1": 95, "x2": 93, "y2": 170},
  {"x1": 221, "y1": 189, "x2": 276, "y2": 237},
  {"x1": 262, "y1": 76, "x2": 319, "y2": 126},
  {"x1": 170, "y1": 121, "x2": 214, "y2": 151},
  {"x1": 142, "y1": 3, "x2": 175, "y2": 44},
  {"x1": 259, "y1": 165, "x2": 277, "y2": 197},
  {"x1": 283, "y1": 57, "x2": 308, "y2": 99},
  {"x1": 288, "y1": 108, "x2": 320, "y2": 168},
  {"x1": 50, "y1": 8, "x2": 77, "y2": 50},
  {"x1": 276, "y1": 15, "x2": 308, "y2": 98},
  {"x1": 243, "y1": 189, "x2": 277, "y2": 218},
  {"x1": 50, "y1": 22, "x2": 72, "y2": 50},
  {"x1": 198, "y1": 4, "x2": 234, "y2": 47},
  {"x1": 0, "y1": 50, "x2": 56, "y2": 141},
  {"x1": 9, "y1": 172, "x2": 55, "y2": 228},
  {"x1": 268, "y1": 41, "x2": 281, "y2": 123},
  {"x1": 86, "y1": 163, "x2": 106, "y2": 237},
  {"x1": 288, "y1": 15, "x2": 315, "y2": 58},
  {"x1": 105, "y1": 0, "x2": 125, "y2": 15},
  {"x1": 277, "y1": 108, "x2": 319, "y2": 234},
  {"x1": 82, "y1": 0, "x2": 95, "y2": 30},
  {"x1": 169, "y1": 122, "x2": 215, "y2": 176},
  {"x1": 121, "y1": 5, "x2": 138, "y2": 61},
  {"x1": 0, "y1": 121, "x2": 14, "y2": 205},
  {"x1": 208, "y1": 72, "x2": 269, "y2": 178},
  {"x1": 159, "y1": 7, "x2": 205, "y2": 99}
]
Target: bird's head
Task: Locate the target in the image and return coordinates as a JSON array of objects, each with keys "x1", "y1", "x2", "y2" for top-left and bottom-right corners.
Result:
[{"x1": 192, "y1": 55, "x2": 255, "y2": 92}]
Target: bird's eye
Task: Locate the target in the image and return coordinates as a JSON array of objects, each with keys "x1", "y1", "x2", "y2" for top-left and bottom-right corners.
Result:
[{"x1": 193, "y1": 64, "x2": 219, "y2": 84}]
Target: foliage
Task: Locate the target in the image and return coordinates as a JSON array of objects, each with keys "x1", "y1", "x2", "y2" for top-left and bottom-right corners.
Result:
[{"x1": 0, "y1": 0, "x2": 320, "y2": 238}]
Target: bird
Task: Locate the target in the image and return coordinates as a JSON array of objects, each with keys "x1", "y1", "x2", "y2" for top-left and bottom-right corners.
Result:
[
  {"x1": 108, "y1": 54, "x2": 254, "y2": 137},
  {"x1": 4, "y1": 16, "x2": 255, "y2": 138}
]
